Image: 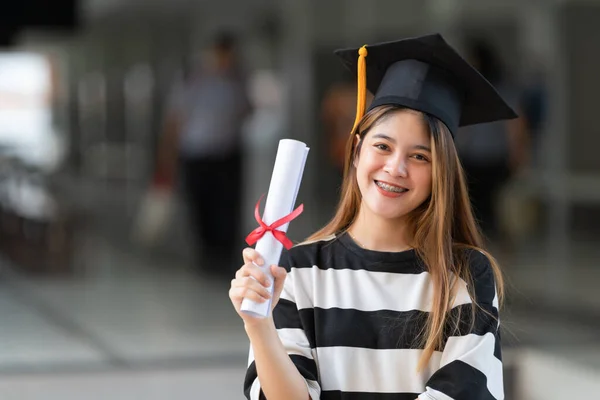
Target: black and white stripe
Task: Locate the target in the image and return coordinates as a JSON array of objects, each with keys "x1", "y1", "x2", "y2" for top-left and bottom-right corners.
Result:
[{"x1": 244, "y1": 234, "x2": 503, "y2": 400}]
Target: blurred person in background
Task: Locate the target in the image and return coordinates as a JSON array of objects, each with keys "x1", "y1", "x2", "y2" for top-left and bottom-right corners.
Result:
[
  {"x1": 455, "y1": 37, "x2": 531, "y2": 242},
  {"x1": 156, "y1": 30, "x2": 252, "y2": 277}
]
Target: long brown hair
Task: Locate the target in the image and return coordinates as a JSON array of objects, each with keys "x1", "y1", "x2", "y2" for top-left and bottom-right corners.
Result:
[{"x1": 306, "y1": 104, "x2": 504, "y2": 371}]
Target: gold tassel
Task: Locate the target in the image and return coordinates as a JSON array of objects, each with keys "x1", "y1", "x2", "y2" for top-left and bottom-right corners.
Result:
[{"x1": 351, "y1": 45, "x2": 368, "y2": 134}]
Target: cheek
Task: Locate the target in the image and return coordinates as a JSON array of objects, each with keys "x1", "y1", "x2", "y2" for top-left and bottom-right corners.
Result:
[
  {"x1": 356, "y1": 152, "x2": 377, "y2": 178},
  {"x1": 361, "y1": 150, "x2": 386, "y2": 171},
  {"x1": 414, "y1": 168, "x2": 433, "y2": 192}
]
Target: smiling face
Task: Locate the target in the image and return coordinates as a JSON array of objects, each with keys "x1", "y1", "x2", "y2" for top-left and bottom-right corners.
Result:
[{"x1": 354, "y1": 108, "x2": 433, "y2": 222}]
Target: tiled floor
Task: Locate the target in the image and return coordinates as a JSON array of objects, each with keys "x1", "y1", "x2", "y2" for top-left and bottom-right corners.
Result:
[
  {"x1": 0, "y1": 367, "x2": 247, "y2": 400},
  {"x1": 0, "y1": 290, "x2": 106, "y2": 370},
  {"x1": 0, "y1": 231, "x2": 250, "y2": 370},
  {"x1": 0, "y1": 229, "x2": 252, "y2": 399},
  {"x1": 516, "y1": 347, "x2": 600, "y2": 400}
]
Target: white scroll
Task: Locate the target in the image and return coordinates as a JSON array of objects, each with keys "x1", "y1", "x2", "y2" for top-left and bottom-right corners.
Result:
[{"x1": 240, "y1": 139, "x2": 310, "y2": 318}]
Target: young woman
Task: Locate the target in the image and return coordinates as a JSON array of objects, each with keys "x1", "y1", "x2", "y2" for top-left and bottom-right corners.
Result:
[{"x1": 229, "y1": 34, "x2": 516, "y2": 400}]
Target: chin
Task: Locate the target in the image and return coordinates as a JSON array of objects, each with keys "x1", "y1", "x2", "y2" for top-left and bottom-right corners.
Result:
[
  {"x1": 365, "y1": 201, "x2": 413, "y2": 221},
  {"x1": 365, "y1": 195, "x2": 428, "y2": 222}
]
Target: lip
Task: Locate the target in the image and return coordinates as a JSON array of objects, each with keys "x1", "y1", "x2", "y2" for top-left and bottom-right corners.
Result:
[
  {"x1": 374, "y1": 180, "x2": 408, "y2": 198},
  {"x1": 374, "y1": 180, "x2": 408, "y2": 190}
]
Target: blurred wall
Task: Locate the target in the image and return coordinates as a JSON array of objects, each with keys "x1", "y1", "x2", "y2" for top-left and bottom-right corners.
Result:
[{"x1": 6, "y1": 0, "x2": 599, "y2": 248}]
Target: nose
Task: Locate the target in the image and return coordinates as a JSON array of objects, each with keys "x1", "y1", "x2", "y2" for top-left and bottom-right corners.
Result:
[{"x1": 383, "y1": 155, "x2": 408, "y2": 177}]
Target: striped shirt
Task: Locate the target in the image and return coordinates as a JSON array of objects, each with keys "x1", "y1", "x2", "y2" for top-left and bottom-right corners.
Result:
[{"x1": 244, "y1": 233, "x2": 502, "y2": 400}]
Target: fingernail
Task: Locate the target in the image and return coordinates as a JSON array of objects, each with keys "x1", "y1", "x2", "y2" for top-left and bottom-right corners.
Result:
[{"x1": 256, "y1": 258, "x2": 264, "y2": 266}]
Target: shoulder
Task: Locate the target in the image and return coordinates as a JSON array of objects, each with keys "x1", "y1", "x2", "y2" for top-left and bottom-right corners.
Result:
[
  {"x1": 463, "y1": 248, "x2": 493, "y2": 276},
  {"x1": 457, "y1": 247, "x2": 498, "y2": 305},
  {"x1": 279, "y1": 235, "x2": 338, "y2": 272}
]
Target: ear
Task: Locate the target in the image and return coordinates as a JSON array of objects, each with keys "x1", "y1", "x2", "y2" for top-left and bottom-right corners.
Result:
[{"x1": 353, "y1": 134, "x2": 361, "y2": 168}]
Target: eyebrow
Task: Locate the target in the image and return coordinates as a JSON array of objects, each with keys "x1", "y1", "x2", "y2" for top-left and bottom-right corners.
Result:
[
  {"x1": 413, "y1": 144, "x2": 432, "y2": 152},
  {"x1": 371, "y1": 133, "x2": 431, "y2": 152}
]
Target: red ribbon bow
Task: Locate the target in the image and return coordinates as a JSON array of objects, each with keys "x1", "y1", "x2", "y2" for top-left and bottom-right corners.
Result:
[{"x1": 245, "y1": 194, "x2": 304, "y2": 250}]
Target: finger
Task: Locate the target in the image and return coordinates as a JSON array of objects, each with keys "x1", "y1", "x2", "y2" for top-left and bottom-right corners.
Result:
[
  {"x1": 270, "y1": 265, "x2": 287, "y2": 280},
  {"x1": 235, "y1": 262, "x2": 262, "y2": 280},
  {"x1": 231, "y1": 277, "x2": 272, "y2": 299},
  {"x1": 229, "y1": 286, "x2": 270, "y2": 304},
  {"x1": 270, "y1": 265, "x2": 287, "y2": 293},
  {"x1": 238, "y1": 263, "x2": 271, "y2": 287},
  {"x1": 235, "y1": 267, "x2": 245, "y2": 280},
  {"x1": 242, "y1": 247, "x2": 264, "y2": 266}
]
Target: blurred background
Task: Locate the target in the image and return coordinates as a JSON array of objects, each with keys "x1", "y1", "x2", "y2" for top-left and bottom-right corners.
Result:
[{"x1": 0, "y1": 0, "x2": 597, "y2": 399}]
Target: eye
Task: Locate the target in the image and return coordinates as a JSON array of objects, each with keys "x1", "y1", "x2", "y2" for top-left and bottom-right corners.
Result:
[
  {"x1": 374, "y1": 143, "x2": 390, "y2": 151},
  {"x1": 412, "y1": 153, "x2": 429, "y2": 162}
]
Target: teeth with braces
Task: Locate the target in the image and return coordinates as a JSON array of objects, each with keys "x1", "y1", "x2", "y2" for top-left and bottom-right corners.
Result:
[{"x1": 376, "y1": 181, "x2": 407, "y2": 193}]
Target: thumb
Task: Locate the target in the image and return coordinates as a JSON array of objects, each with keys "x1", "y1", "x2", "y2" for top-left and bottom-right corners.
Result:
[{"x1": 270, "y1": 265, "x2": 287, "y2": 293}]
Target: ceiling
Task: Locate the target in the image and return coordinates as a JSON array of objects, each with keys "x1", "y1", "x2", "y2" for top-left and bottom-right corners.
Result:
[{"x1": 0, "y1": 0, "x2": 275, "y2": 46}]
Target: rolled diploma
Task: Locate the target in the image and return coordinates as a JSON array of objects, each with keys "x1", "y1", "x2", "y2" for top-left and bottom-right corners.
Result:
[{"x1": 240, "y1": 139, "x2": 310, "y2": 318}]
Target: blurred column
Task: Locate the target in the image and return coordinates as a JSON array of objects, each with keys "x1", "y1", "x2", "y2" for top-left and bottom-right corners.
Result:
[
  {"x1": 532, "y1": 2, "x2": 570, "y2": 281},
  {"x1": 517, "y1": 1, "x2": 573, "y2": 286},
  {"x1": 278, "y1": 0, "x2": 314, "y2": 150},
  {"x1": 276, "y1": 0, "x2": 318, "y2": 239},
  {"x1": 550, "y1": 0, "x2": 600, "y2": 279},
  {"x1": 77, "y1": 71, "x2": 107, "y2": 179},
  {"x1": 123, "y1": 62, "x2": 154, "y2": 203}
]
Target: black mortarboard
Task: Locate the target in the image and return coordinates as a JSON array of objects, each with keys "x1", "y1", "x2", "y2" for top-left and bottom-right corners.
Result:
[{"x1": 334, "y1": 33, "x2": 517, "y2": 136}]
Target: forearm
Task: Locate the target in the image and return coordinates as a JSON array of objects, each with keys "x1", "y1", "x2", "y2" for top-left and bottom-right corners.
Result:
[{"x1": 245, "y1": 319, "x2": 310, "y2": 400}]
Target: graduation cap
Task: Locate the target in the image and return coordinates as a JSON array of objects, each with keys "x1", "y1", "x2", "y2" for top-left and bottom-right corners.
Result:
[{"x1": 334, "y1": 33, "x2": 517, "y2": 137}]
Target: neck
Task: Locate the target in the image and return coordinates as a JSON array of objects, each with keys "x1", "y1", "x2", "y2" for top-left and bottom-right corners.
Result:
[{"x1": 348, "y1": 205, "x2": 413, "y2": 252}]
